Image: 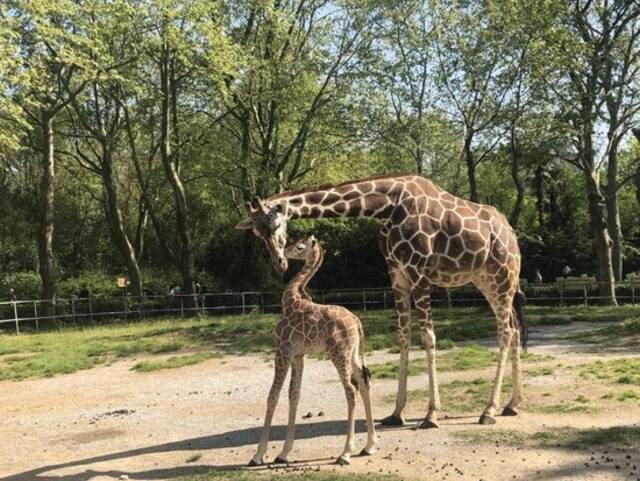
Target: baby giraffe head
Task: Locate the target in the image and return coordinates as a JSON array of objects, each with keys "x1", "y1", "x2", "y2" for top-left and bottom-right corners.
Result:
[{"x1": 284, "y1": 235, "x2": 323, "y2": 263}]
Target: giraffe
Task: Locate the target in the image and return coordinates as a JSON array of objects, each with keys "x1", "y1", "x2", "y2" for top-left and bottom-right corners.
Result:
[
  {"x1": 250, "y1": 235, "x2": 378, "y2": 467},
  {"x1": 236, "y1": 174, "x2": 527, "y2": 427}
]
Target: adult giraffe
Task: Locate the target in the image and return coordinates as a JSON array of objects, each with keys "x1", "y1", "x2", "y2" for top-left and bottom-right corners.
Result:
[{"x1": 236, "y1": 174, "x2": 526, "y2": 427}]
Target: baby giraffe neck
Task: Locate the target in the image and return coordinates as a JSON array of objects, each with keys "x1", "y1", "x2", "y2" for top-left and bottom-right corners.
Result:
[{"x1": 283, "y1": 249, "x2": 324, "y2": 303}]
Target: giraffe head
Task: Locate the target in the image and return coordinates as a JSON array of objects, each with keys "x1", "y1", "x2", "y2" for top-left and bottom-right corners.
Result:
[
  {"x1": 284, "y1": 235, "x2": 322, "y2": 262},
  {"x1": 235, "y1": 197, "x2": 289, "y2": 274}
]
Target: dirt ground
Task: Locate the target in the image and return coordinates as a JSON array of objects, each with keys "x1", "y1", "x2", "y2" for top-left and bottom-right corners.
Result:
[{"x1": 1, "y1": 322, "x2": 639, "y2": 481}]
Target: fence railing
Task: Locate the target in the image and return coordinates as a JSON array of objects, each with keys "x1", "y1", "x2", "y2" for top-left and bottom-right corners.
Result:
[{"x1": 1, "y1": 280, "x2": 639, "y2": 333}]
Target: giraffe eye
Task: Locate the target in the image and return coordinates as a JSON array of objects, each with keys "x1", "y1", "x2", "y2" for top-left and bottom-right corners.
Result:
[{"x1": 296, "y1": 243, "x2": 305, "y2": 251}]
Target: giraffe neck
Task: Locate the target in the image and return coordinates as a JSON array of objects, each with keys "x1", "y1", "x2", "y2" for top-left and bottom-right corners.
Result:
[
  {"x1": 283, "y1": 248, "x2": 324, "y2": 306},
  {"x1": 267, "y1": 177, "x2": 405, "y2": 220}
]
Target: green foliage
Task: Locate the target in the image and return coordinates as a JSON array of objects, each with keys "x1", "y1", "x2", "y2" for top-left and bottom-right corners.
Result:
[{"x1": 0, "y1": 272, "x2": 41, "y2": 300}]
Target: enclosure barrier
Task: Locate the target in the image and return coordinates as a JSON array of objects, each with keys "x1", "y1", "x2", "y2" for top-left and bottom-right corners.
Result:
[{"x1": 1, "y1": 279, "x2": 639, "y2": 333}]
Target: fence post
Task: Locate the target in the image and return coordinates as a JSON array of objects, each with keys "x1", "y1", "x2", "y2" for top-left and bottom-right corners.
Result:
[
  {"x1": 180, "y1": 296, "x2": 184, "y2": 318},
  {"x1": 241, "y1": 292, "x2": 246, "y2": 315},
  {"x1": 89, "y1": 298, "x2": 93, "y2": 323},
  {"x1": 12, "y1": 300, "x2": 19, "y2": 334},
  {"x1": 560, "y1": 282, "x2": 564, "y2": 307},
  {"x1": 362, "y1": 290, "x2": 367, "y2": 311},
  {"x1": 71, "y1": 299, "x2": 77, "y2": 325},
  {"x1": 33, "y1": 301, "x2": 39, "y2": 331},
  {"x1": 583, "y1": 284, "x2": 588, "y2": 307},
  {"x1": 124, "y1": 296, "x2": 128, "y2": 321},
  {"x1": 383, "y1": 290, "x2": 387, "y2": 311},
  {"x1": 260, "y1": 294, "x2": 264, "y2": 314},
  {"x1": 632, "y1": 284, "x2": 636, "y2": 306}
]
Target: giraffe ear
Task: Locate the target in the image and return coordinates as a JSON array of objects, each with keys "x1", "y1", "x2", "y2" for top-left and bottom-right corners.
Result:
[{"x1": 235, "y1": 217, "x2": 253, "y2": 230}]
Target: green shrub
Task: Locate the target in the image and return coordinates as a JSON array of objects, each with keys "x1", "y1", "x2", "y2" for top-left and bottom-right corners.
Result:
[
  {"x1": 0, "y1": 271, "x2": 41, "y2": 300},
  {"x1": 57, "y1": 273, "x2": 121, "y2": 298}
]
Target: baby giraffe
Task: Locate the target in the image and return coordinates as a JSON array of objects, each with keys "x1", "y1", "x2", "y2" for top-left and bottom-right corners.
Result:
[{"x1": 250, "y1": 235, "x2": 377, "y2": 466}]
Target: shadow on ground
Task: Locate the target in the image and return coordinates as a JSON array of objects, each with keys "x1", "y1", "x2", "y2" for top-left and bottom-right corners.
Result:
[{"x1": 1, "y1": 419, "x2": 380, "y2": 481}]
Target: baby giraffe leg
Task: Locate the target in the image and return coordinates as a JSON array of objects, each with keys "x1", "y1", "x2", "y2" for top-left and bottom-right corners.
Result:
[
  {"x1": 275, "y1": 355, "x2": 304, "y2": 463},
  {"x1": 250, "y1": 351, "x2": 291, "y2": 466},
  {"x1": 334, "y1": 354, "x2": 357, "y2": 466},
  {"x1": 352, "y1": 360, "x2": 377, "y2": 456}
]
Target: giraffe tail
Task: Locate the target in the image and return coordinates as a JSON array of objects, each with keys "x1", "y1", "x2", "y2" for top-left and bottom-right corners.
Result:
[
  {"x1": 357, "y1": 321, "x2": 371, "y2": 385},
  {"x1": 513, "y1": 290, "x2": 528, "y2": 351}
]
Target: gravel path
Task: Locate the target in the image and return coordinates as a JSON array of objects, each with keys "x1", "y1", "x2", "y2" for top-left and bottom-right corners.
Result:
[{"x1": 1, "y1": 322, "x2": 639, "y2": 481}]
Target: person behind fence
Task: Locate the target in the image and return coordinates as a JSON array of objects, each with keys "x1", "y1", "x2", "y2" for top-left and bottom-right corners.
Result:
[
  {"x1": 534, "y1": 269, "x2": 543, "y2": 284},
  {"x1": 78, "y1": 285, "x2": 90, "y2": 299},
  {"x1": 562, "y1": 265, "x2": 572, "y2": 278},
  {"x1": 8, "y1": 288, "x2": 16, "y2": 302}
]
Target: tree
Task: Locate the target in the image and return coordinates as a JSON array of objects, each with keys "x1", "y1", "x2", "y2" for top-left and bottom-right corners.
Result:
[
  {"x1": 432, "y1": 0, "x2": 525, "y2": 202},
  {"x1": 1, "y1": 1, "x2": 102, "y2": 313}
]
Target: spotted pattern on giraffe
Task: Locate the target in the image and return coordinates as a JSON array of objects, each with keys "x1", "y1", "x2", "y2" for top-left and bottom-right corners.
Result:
[
  {"x1": 250, "y1": 236, "x2": 377, "y2": 467},
  {"x1": 237, "y1": 174, "x2": 525, "y2": 428}
]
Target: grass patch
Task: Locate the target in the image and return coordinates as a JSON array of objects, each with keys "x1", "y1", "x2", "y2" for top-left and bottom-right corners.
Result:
[
  {"x1": 1, "y1": 304, "x2": 638, "y2": 381},
  {"x1": 370, "y1": 344, "x2": 553, "y2": 379},
  {"x1": 534, "y1": 402, "x2": 595, "y2": 414},
  {"x1": 390, "y1": 376, "x2": 513, "y2": 413},
  {"x1": 132, "y1": 352, "x2": 221, "y2": 372},
  {"x1": 185, "y1": 453, "x2": 202, "y2": 463},
  {"x1": 617, "y1": 390, "x2": 640, "y2": 401},
  {"x1": 175, "y1": 471, "x2": 401, "y2": 481},
  {"x1": 453, "y1": 426, "x2": 640, "y2": 449},
  {"x1": 579, "y1": 358, "x2": 640, "y2": 386},
  {"x1": 527, "y1": 367, "x2": 554, "y2": 376}
]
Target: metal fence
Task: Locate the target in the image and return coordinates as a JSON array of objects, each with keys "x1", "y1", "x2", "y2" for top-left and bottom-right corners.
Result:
[{"x1": 1, "y1": 280, "x2": 640, "y2": 333}]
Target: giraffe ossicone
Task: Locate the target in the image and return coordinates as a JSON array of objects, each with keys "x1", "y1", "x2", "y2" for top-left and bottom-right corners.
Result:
[
  {"x1": 250, "y1": 235, "x2": 377, "y2": 466},
  {"x1": 238, "y1": 174, "x2": 527, "y2": 427}
]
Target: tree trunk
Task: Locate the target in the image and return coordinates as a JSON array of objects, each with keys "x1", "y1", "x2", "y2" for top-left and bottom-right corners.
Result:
[
  {"x1": 38, "y1": 113, "x2": 56, "y2": 317},
  {"x1": 533, "y1": 164, "x2": 545, "y2": 228},
  {"x1": 160, "y1": 46, "x2": 195, "y2": 301},
  {"x1": 584, "y1": 170, "x2": 617, "y2": 305},
  {"x1": 509, "y1": 131, "x2": 525, "y2": 228},
  {"x1": 634, "y1": 129, "x2": 640, "y2": 209},
  {"x1": 463, "y1": 132, "x2": 478, "y2": 202},
  {"x1": 101, "y1": 149, "x2": 143, "y2": 297},
  {"x1": 605, "y1": 145, "x2": 623, "y2": 281}
]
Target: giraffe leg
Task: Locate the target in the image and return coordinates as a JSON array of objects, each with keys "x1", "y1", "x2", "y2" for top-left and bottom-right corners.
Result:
[
  {"x1": 275, "y1": 355, "x2": 304, "y2": 463},
  {"x1": 333, "y1": 352, "x2": 357, "y2": 465},
  {"x1": 480, "y1": 305, "x2": 514, "y2": 425},
  {"x1": 381, "y1": 267, "x2": 411, "y2": 426},
  {"x1": 250, "y1": 351, "x2": 291, "y2": 466},
  {"x1": 503, "y1": 315, "x2": 523, "y2": 416},
  {"x1": 412, "y1": 279, "x2": 440, "y2": 429},
  {"x1": 351, "y1": 351, "x2": 377, "y2": 455}
]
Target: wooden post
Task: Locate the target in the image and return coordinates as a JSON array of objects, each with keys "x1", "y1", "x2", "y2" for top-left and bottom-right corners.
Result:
[
  {"x1": 362, "y1": 290, "x2": 367, "y2": 311},
  {"x1": 241, "y1": 292, "x2": 246, "y2": 315},
  {"x1": 583, "y1": 284, "x2": 588, "y2": 307}
]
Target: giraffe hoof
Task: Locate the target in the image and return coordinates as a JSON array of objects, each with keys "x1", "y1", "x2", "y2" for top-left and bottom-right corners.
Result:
[
  {"x1": 380, "y1": 414, "x2": 404, "y2": 426},
  {"x1": 418, "y1": 419, "x2": 439, "y2": 429},
  {"x1": 479, "y1": 414, "x2": 497, "y2": 425},
  {"x1": 501, "y1": 406, "x2": 518, "y2": 416},
  {"x1": 336, "y1": 456, "x2": 351, "y2": 466},
  {"x1": 359, "y1": 448, "x2": 375, "y2": 456},
  {"x1": 248, "y1": 459, "x2": 262, "y2": 467},
  {"x1": 272, "y1": 457, "x2": 289, "y2": 465}
]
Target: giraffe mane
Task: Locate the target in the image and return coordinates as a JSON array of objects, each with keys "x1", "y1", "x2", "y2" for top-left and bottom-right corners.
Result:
[{"x1": 268, "y1": 173, "x2": 415, "y2": 201}]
